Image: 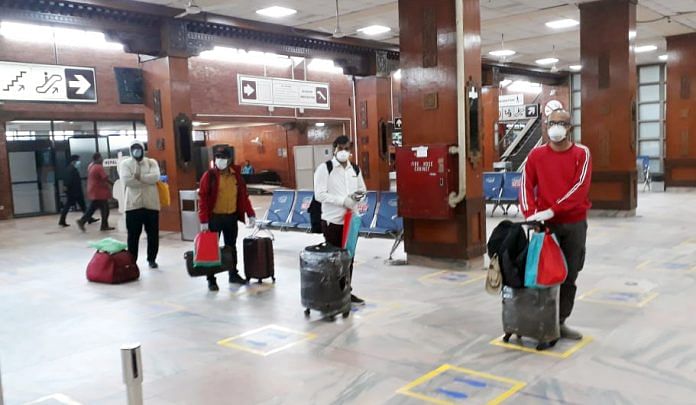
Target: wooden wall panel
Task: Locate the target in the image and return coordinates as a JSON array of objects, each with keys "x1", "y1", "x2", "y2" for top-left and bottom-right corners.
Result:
[{"x1": 665, "y1": 33, "x2": 696, "y2": 188}]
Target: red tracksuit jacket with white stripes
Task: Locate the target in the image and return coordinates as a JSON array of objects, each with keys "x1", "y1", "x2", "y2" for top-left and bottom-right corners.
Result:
[{"x1": 520, "y1": 143, "x2": 593, "y2": 224}]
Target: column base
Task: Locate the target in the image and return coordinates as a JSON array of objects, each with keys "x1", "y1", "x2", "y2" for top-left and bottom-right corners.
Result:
[
  {"x1": 588, "y1": 209, "x2": 636, "y2": 218},
  {"x1": 406, "y1": 254, "x2": 485, "y2": 271}
]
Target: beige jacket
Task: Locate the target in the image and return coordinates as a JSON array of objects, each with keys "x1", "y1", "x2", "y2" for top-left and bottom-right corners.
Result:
[{"x1": 117, "y1": 141, "x2": 161, "y2": 212}]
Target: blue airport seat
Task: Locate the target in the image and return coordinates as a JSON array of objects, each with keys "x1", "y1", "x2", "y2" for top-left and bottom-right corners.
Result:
[
  {"x1": 500, "y1": 172, "x2": 523, "y2": 216},
  {"x1": 288, "y1": 190, "x2": 314, "y2": 230},
  {"x1": 483, "y1": 172, "x2": 505, "y2": 216},
  {"x1": 369, "y1": 192, "x2": 403, "y2": 236},
  {"x1": 260, "y1": 190, "x2": 295, "y2": 228},
  {"x1": 357, "y1": 191, "x2": 378, "y2": 234}
]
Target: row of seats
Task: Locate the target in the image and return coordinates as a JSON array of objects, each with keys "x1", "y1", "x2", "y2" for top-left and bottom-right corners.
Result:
[
  {"x1": 261, "y1": 190, "x2": 404, "y2": 237},
  {"x1": 483, "y1": 172, "x2": 522, "y2": 216}
]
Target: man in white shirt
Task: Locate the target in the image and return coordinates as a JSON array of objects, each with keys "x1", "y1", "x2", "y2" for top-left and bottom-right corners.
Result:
[
  {"x1": 313, "y1": 135, "x2": 367, "y2": 304},
  {"x1": 117, "y1": 140, "x2": 161, "y2": 269}
]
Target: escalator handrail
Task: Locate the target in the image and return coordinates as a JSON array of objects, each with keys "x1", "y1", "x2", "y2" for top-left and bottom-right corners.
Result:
[{"x1": 500, "y1": 115, "x2": 540, "y2": 160}]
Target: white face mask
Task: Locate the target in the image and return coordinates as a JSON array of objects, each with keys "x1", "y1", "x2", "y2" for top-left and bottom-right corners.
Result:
[
  {"x1": 215, "y1": 158, "x2": 229, "y2": 170},
  {"x1": 336, "y1": 150, "x2": 350, "y2": 163},
  {"x1": 132, "y1": 148, "x2": 143, "y2": 159},
  {"x1": 548, "y1": 125, "x2": 567, "y2": 143}
]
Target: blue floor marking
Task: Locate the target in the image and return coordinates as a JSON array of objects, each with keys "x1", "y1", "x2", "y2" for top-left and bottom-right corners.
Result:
[
  {"x1": 454, "y1": 377, "x2": 488, "y2": 388},
  {"x1": 436, "y1": 388, "x2": 468, "y2": 399},
  {"x1": 244, "y1": 339, "x2": 268, "y2": 347}
]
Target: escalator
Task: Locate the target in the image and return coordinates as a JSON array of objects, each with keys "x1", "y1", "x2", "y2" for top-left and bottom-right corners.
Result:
[{"x1": 499, "y1": 115, "x2": 542, "y2": 171}]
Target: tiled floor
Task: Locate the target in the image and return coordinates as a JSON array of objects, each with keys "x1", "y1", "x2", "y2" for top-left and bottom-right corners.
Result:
[{"x1": 1, "y1": 191, "x2": 696, "y2": 404}]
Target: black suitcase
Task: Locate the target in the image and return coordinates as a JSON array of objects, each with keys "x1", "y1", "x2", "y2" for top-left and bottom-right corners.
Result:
[
  {"x1": 184, "y1": 246, "x2": 235, "y2": 277},
  {"x1": 243, "y1": 236, "x2": 275, "y2": 283},
  {"x1": 501, "y1": 286, "x2": 561, "y2": 350},
  {"x1": 299, "y1": 243, "x2": 352, "y2": 319}
]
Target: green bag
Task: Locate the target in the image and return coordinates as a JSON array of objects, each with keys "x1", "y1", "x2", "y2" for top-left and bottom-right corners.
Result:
[{"x1": 89, "y1": 238, "x2": 128, "y2": 254}]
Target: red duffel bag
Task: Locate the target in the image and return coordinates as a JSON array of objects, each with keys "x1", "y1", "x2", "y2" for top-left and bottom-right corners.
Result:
[{"x1": 87, "y1": 251, "x2": 140, "y2": 284}]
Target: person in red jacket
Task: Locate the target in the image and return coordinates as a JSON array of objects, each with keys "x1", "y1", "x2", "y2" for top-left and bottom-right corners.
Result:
[
  {"x1": 198, "y1": 145, "x2": 256, "y2": 291},
  {"x1": 520, "y1": 108, "x2": 592, "y2": 341},
  {"x1": 77, "y1": 153, "x2": 114, "y2": 232}
]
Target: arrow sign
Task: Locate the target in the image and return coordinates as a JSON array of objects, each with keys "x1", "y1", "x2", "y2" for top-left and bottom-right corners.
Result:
[
  {"x1": 69, "y1": 74, "x2": 91, "y2": 95},
  {"x1": 64, "y1": 68, "x2": 96, "y2": 101},
  {"x1": 241, "y1": 80, "x2": 257, "y2": 100}
]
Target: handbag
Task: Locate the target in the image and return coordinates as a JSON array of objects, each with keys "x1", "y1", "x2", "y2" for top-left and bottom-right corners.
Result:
[
  {"x1": 524, "y1": 230, "x2": 568, "y2": 288},
  {"x1": 156, "y1": 181, "x2": 170, "y2": 207},
  {"x1": 341, "y1": 210, "x2": 362, "y2": 258}
]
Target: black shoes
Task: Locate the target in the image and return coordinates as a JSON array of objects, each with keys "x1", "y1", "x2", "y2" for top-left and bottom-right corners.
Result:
[
  {"x1": 208, "y1": 280, "x2": 219, "y2": 291},
  {"x1": 76, "y1": 219, "x2": 86, "y2": 232},
  {"x1": 148, "y1": 261, "x2": 159, "y2": 269},
  {"x1": 229, "y1": 272, "x2": 247, "y2": 285},
  {"x1": 59, "y1": 223, "x2": 70, "y2": 227},
  {"x1": 87, "y1": 218, "x2": 100, "y2": 224},
  {"x1": 100, "y1": 227, "x2": 115, "y2": 231},
  {"x1": 350, "y1": 294, "x2": 365, "y2": 305}
]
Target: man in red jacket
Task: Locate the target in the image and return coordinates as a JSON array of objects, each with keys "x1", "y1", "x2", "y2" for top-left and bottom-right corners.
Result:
[
  {"x1": 77, "y1": 153, "x2": 114, "y2": 232},
  {"x1": 520, "y1": 109, "x2": 592, "y2": 340},
  {"x1": 198, "y1": 145, "x2": 256, "y2": 291}
]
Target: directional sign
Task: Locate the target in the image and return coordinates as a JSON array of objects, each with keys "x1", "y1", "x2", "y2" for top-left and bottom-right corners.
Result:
[
  {"x1": 237, "y1": 74, "x2": 330, "y2": 110},
  {"x1": 499, "y1": 93, "x2": 524, "y2": 107},
  {"x1": 525, "y1": 104, "x2": 539, "y2": 118},
  {"x1": 394, "y1": 117, "x2": 403, "y2": 130},
  {"x1": 0, "y1": 61, "x2": 97, "y2": 103}
]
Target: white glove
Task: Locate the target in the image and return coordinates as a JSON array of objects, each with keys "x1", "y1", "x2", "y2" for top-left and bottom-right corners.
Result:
[
  {"x1": 527, "y1": 208, "x2": 554, "y2": 222},
  {"x1": 246, "y1": 216, "x2": 257, "y2": 229},
  {"x1": 200, "y1": 223, "x2": 209, "y2": 231},
  {"x1": 343, "y1": 196, "x2": 357, "y2": 209}
]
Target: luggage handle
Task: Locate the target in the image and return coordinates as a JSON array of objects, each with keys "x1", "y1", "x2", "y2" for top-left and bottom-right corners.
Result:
[{"x1": 249, "y1": 226, "x2": 274, "y2": 240}]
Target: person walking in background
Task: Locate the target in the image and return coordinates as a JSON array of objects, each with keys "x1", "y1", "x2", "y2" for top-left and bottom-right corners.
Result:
[
  {"x1": 118, "y1": 140, "x2": 161, "y2": 269},
  {"x1": 77, "y1": 153, "x2": 114, "y2": 232},
  {"x1": 59, "y1": 154, "x2": 95, "y2": 227},
  {"x1": 241, "y1": 160, "x2": 255, "y2": 175},
  {"x1": 198, "y1": 145, "x2": 256, "y2": 291},
  {"x1": 521, "y1": 108, "x2": 592, "y2": 340},
  {"x1": 314, "y1": 135, "x2": 367, "y2": 305}
]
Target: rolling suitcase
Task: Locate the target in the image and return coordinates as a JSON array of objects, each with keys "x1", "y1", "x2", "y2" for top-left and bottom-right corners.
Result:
[
  {"x1": 299, "y1": 243, "x2": 352, "y2": 320},
  {"x1": 501, "y1": 285, "x2": 560, "y2": 350},
  {"x1": 243, "y1": 236, "x2": 275, "y2": 283},
  {"x1": 86, "y1": 250, "x2": 139, "y2": 284}
]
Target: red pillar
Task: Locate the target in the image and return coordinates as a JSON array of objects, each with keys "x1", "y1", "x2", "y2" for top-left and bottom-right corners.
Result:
[
  {"x1": 664, "y1": 33, "x2": 696, "y2": 187},
  {"x1": 398, "y1": 0, "x2": 485, "y2": 264},
  {"x1": 142, "y1": 56, "x2": 196, "y2": 232},
  {"x1": 579, "y1": 0, "x2": 638, "y2": 211}
]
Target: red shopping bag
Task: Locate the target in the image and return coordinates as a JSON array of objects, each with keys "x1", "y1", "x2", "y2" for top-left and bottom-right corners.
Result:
[
  {"x1": 525, "y1": 231, "x2": 568, "y2": 287},
  {"x1": 193, "y1": 231, "x2": 221, "y2": 267}
]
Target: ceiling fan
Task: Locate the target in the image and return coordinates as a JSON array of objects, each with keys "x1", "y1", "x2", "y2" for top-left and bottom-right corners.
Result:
[{"x1": 173, "y1": 0, "x2": 202, "y2": 19}]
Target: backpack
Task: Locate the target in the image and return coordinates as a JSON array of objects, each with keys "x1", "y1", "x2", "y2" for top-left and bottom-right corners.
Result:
[
  {"x1": 487, "y1": 220, "x2": 528, "y2": 288},
  {"x1": 308, "y1": 160, "x2": 360, "y2": 234}
]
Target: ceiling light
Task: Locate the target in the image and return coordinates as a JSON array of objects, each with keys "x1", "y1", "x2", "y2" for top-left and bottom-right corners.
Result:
[
  {"x1": 500, "y1": 79, "x2": 512, "y2": 87},
  {"x1": 489, "y1": 49, "x2": 516, "y2": 57},
  {"x1": 357, "y1": 25, "x2": 391, "y2": 36},
  {"x1": 569, "y1": 65, "x2": 582, "y2": 71},
  {"x1": 536, "y1": 57, "x2": 559, "y2": 65},
  {"x1": 658, "y1": 54, "x2": 668, "y2": 61},
  {"x1": 200, "y1": 46, "x2": 292, "y2": 67},
  {"x1": 0, "y1": 21, "x2": 122, "y2": 50},
  {"x1": 315, "y1": 122, "x2": 325, "y2": 127},
  {"x1": 545, "y1": 19, "x2": 579, "y2": 29},
  {"x1": 307, "y1": 58, "x2": 344, "y2": 74},
  {"x1": 507, "y1": 80, "x2": 542, "y2": 94},
  {"x1": 256, "y1": 6, "x2": 297, "y2": 18},
  {"x1": 635, "y1": 45, "x2": 657, "y2": 53},
  {"x1": 192, "y1": 122, "x2": 209, "y2": 127},
  {"x1": 393, "y1": 69, "x2": 402, "y2": 80}
]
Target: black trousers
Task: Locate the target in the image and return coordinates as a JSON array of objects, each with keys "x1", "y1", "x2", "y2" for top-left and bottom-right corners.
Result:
[
  {"x1": 126, "y1": 208, "x2": 159, "y2": 262},
  {"x1": 58, "y1": 194, "x2": 86, "y2": 224},
  {"x1": 548, "y1": 220, "x2": 588, "y2": 322},
  {"x1": 322, "y1": 220, "x2": 354, "y2": 284},
  {"x1": 207, "y1": 213, "x2": 239, "y2": 281},
  {"x1": 80, "y1": 200, "x2": 110, "y2": 229}
]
